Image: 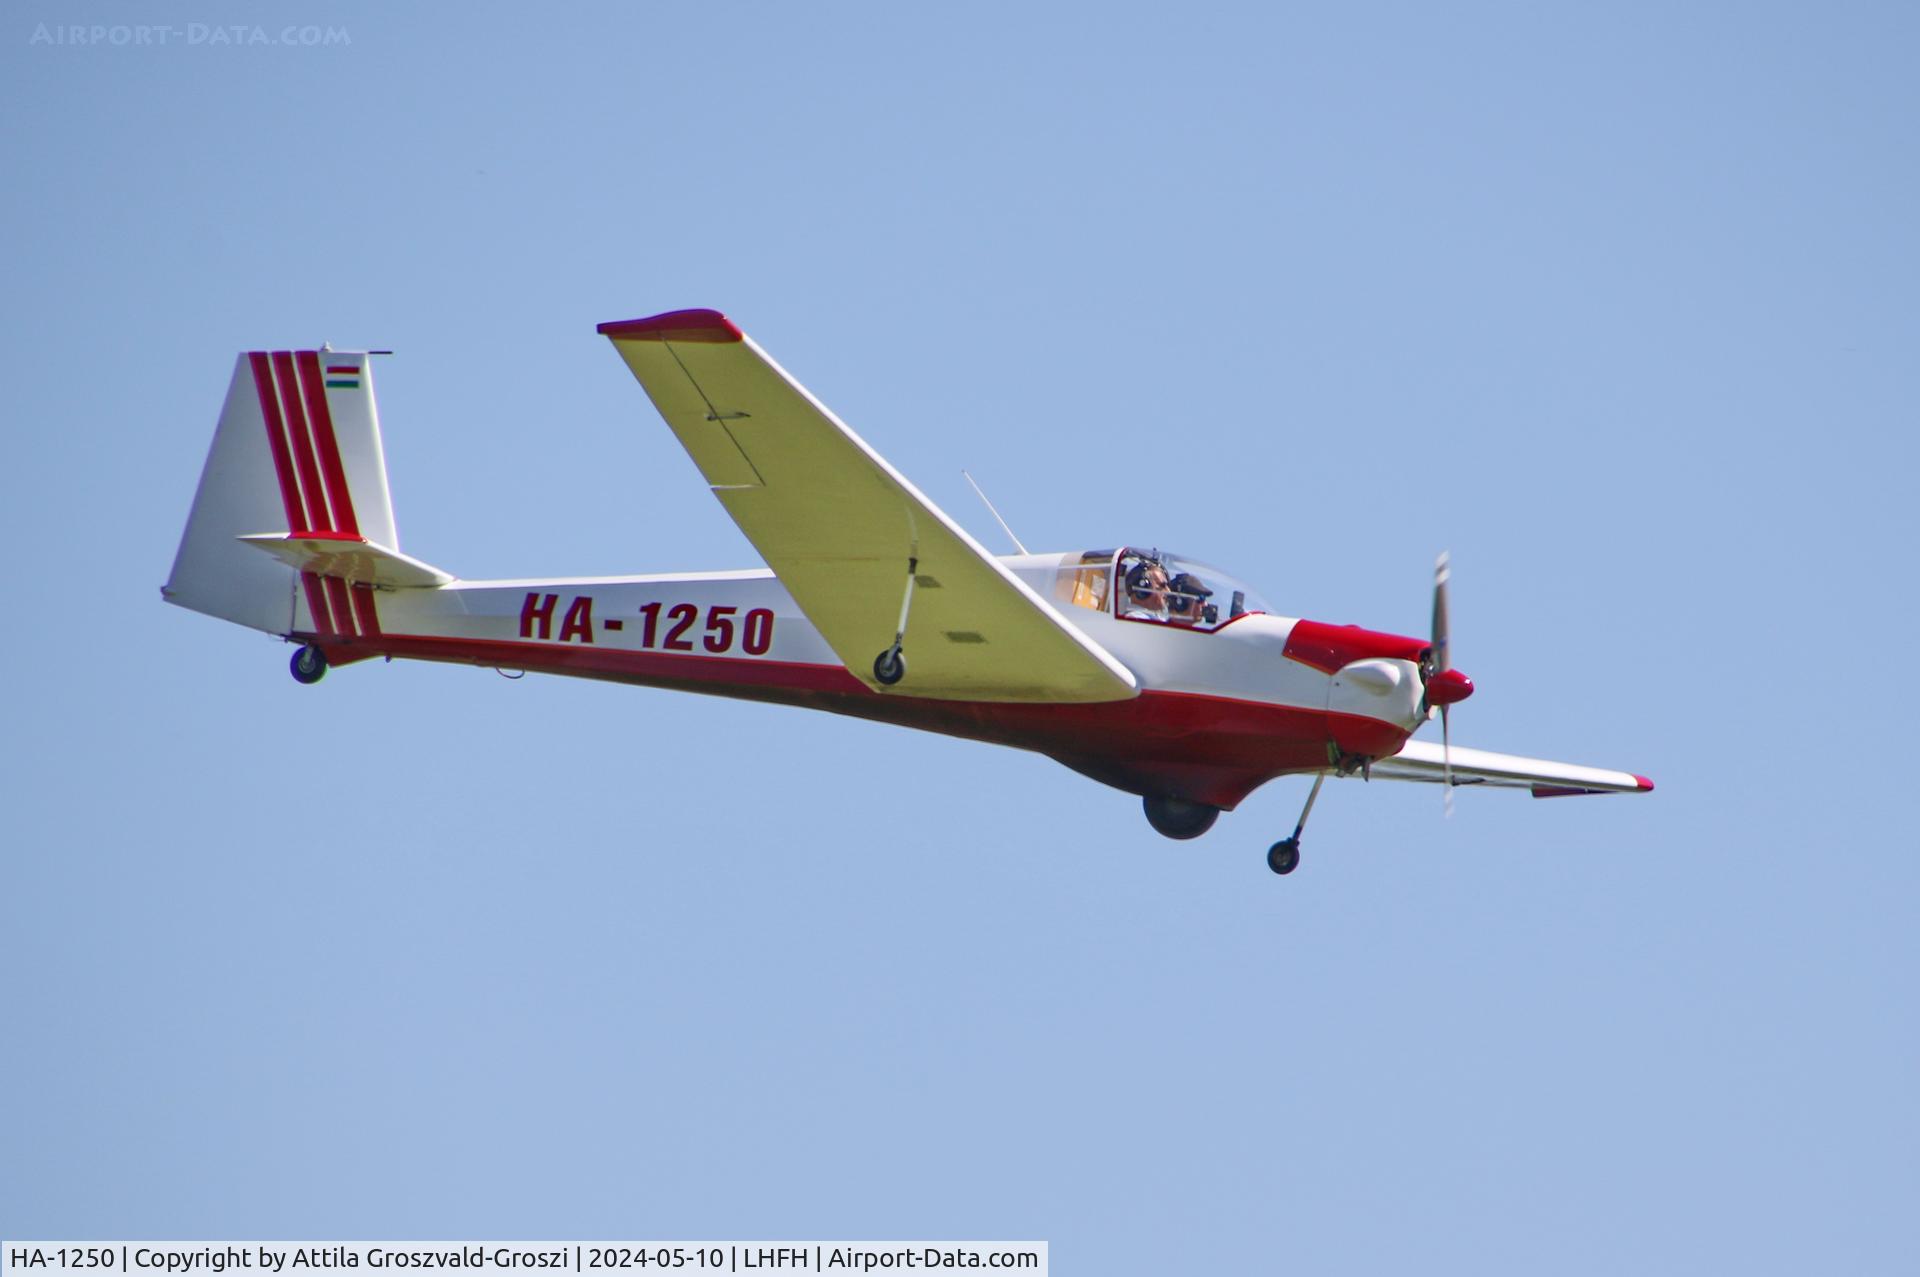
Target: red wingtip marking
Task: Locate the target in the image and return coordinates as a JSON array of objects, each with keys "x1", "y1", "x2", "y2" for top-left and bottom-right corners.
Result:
[
  {"x1": 597, "y1": 309, "x2": 743, "y2": 343},
  {"x1": 1635, "y1": 774, "x2": 1656, "y2": 792}
]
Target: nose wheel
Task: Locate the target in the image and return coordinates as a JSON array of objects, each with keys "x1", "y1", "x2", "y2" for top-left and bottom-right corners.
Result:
[{"x1": 1266, "y1": 771, "x2": 1326, "y2": 876}]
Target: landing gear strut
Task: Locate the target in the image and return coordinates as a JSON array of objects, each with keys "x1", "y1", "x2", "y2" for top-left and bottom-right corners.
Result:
[
  {"x1": 290, "y1": 644, "x2": 328, "y2": 685},
  {"x1": 1143, "y1": 794, "x2": 1219, "y2": 840},
  {"x1": 872, "y1": 554, "x2": 918, "y2": 687},
  {"x1": 1267, "y1": 771, "x2": 1326, "y2": 876}
]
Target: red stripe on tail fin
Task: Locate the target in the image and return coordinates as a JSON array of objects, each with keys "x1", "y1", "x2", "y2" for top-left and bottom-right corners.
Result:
[
  {"x1": 250, "y1": 352, "x2": 306, "y2": 529},
  {"x1": 323, "y1": 576, "x2": 356, "y2": 637},
  {"x1": 272, "y1": 352, "x2": 330, "y2": 534},
  {"x1": 349, "y1": 583, "x2": 381, "y2": 636},
  {"x1": 297, "y1": 350, "x2": 360, "y2": 537},
  {"x1": 301, "y1": 570, "x2": 333, "y2": 633}
]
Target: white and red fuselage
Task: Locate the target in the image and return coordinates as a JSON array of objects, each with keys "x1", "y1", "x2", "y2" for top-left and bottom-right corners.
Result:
[{"x1": 312, "y1": 556, "x2": 1445, "y2": 810}]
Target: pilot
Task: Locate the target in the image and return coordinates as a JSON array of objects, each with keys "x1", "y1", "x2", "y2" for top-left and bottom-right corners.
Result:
[
  {"x1": 1121, "y1": 559, "x2": 1171, "y2": 619},
  {"x1": 1166, "y1": 571, "x2": 1215, "y2": 627}
]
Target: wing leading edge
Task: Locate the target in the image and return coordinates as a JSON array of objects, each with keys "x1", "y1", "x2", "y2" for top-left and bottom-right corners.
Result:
[
  {"x1": 599, "y1": 309, "x2": 1137, "y2": 703},
  {"x1": 1371, "y1": 739, "x2": 1655, "y2": 798}
]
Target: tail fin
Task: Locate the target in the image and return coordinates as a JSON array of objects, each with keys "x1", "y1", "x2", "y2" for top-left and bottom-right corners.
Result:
[{"x1": 164, "y1": 350, "x2": 443, "y2": 639}]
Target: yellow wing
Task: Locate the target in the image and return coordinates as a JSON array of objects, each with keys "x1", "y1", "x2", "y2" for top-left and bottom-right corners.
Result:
[{"x1": 601, "y1": 310, "x2": 1136, "y2": 703}]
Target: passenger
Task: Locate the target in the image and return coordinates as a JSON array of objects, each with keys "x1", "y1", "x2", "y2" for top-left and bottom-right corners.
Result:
[
  {"x1": 1121, "y1": 560, "x2": 1171, "y2": 619},
  {"x1": 1166, "y1": 571, "x2": 1215, "y2": 627}
]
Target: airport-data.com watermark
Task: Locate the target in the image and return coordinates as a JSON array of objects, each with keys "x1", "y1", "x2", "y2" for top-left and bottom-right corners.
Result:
[{"x1": 29, "y1": 22, "x2": 350, "y2": 48}]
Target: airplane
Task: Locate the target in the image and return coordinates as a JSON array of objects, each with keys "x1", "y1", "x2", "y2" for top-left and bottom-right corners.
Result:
[{"x1": 163, "y1": 309, "x2": 1652, "y2": 876}]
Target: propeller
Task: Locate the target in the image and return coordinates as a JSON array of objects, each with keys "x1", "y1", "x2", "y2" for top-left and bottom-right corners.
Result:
[
  {"x1": 1421, "y1": 551, "x2": 1475, "y2": 816},
  {"x1": 1433, "y1": 553, "x2": 1453, "y2": 812}
]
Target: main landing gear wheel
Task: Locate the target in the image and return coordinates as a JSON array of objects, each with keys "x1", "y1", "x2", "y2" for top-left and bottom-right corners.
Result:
[
  {"x1": 290, "y1": 644, "x2": 328, "y2": 685},
  {"x1": 873, "y1": 648, "x2": 906, "y2": 685},
  {"x1": 1143, "y1": 795, "x2": 1220, "y2": 840}
]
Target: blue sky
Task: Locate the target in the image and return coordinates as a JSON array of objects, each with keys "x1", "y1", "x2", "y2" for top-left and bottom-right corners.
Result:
[{"x1": 4, "y1": 2, "x2": 1916, "y2": 1270}]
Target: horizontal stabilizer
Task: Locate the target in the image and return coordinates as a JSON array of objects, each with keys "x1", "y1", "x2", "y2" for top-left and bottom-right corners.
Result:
[{"x1": 239, "y1": 533, "x2": 454, "y2": 588}]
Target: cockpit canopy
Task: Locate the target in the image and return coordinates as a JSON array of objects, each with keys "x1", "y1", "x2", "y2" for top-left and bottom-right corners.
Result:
[{"x1": 1054, "y1": 547, "x2": 1273, "y2": 631}]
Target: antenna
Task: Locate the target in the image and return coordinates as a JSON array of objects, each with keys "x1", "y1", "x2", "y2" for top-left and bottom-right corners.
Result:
[{"x1": 962, "y1": 470, "x2": 1029, "y2": 555}]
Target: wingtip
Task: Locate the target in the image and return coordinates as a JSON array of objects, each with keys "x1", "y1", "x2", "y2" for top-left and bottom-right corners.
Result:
[
  {"x1": 1634, "y1": 774, "x2": 1656, "y2": 792},
  {"x1": 597, "y1": 309, "x2": 743, "y2": 343}
]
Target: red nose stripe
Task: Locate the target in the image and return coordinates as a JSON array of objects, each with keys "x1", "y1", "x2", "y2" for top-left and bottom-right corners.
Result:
[{"x1": 1283, "y1": 620, "x2": 1428, "y2": 673}]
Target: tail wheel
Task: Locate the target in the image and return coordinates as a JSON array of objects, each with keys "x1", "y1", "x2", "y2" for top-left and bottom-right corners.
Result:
[
  {"x1": 1142, "y1": 795, "x2": 1219, "y2": 840},
  {"x1": 290, "y1": 644, "x2": 328, "y2": 685}
]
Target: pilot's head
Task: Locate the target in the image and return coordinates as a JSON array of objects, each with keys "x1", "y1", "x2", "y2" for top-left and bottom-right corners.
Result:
[
  {"x1": 1167, "y1": 572, "x2": 1214, "y2": 626},
  {"x1": 1125, "y1": 560, "x2": 1170, "y2": 610}
]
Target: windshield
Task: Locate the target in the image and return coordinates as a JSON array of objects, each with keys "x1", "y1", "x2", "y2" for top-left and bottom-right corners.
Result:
[{"x1": 1056, "y1": 548, "x2": 1271, "y2": 631}]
